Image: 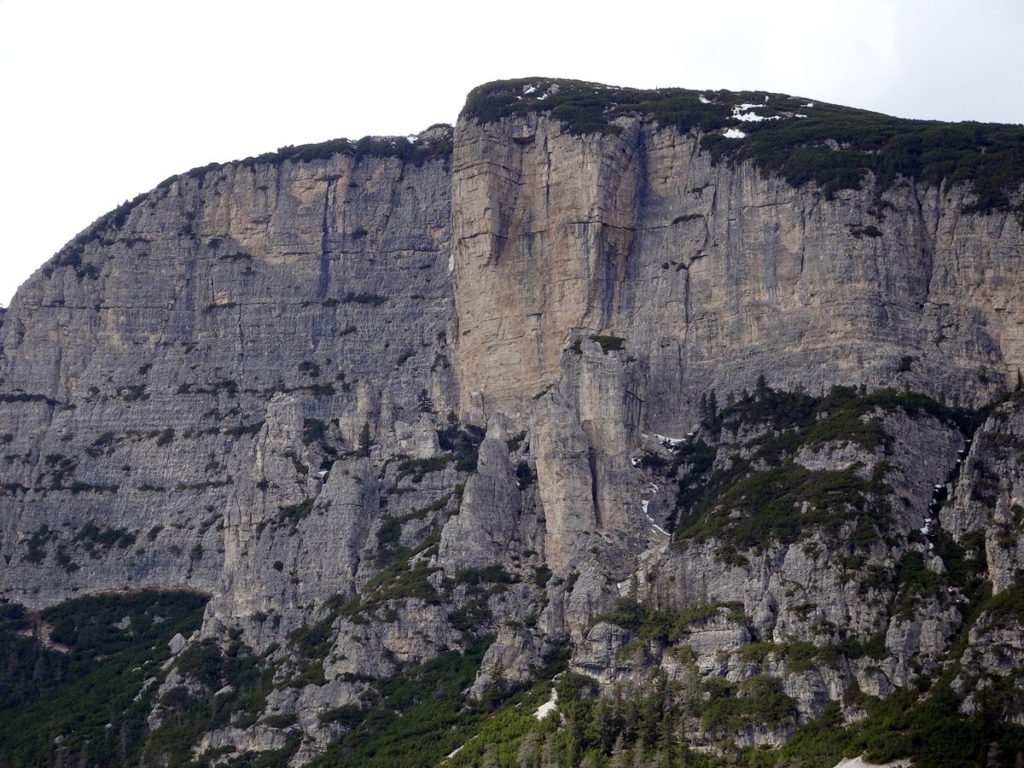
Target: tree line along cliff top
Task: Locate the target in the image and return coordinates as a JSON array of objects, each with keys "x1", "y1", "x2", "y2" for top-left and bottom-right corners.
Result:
[
  {"x1": 462, "y1": 77, "x2": 1024, "y2": 213},
  {"x1": 153, "y1": 77, "x2": 1024, "y2": 215},
  {"x1": 58, "y1": 77, "x2": 1024, "y2": 265}
]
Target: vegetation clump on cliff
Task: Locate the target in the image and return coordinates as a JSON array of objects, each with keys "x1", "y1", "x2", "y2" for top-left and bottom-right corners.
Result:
[
  {"x1": 0, "y1": 591, "x2": 207, "y2": 768},
  {"x1": 668, "y1": 384, "x2": 977, "y2": 554},
  {"x1": 464, "y1": 78, "x2": 1024, "y2": 212}
]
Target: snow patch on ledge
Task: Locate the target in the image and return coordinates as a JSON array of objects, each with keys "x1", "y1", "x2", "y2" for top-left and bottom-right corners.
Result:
[
  {"x1": 535, "y1": 688, "x2": 559, "y2": 720},
  {"x1": 642, "y1": 500, "x2": 670, "y2": 538},
  {"x1": 724, "y1": 128, "x2": 746, "y2": 139},
  {"x1": 731, "y1": 102, "x2": 782, "y2": 123}
]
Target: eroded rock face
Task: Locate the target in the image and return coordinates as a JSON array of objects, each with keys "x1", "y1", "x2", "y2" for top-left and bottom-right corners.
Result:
[
  {"x1": 943, "y1": 400, "x2": 1024, "y2": 594},
  {"x1": 0, "y1": 128, "x2": 456, "y2": 618},
  {"x1": 2, "y1": 83, "x2": 1024, "y2": 763},
  {"x1": 453, "y1": 112, "x2": 1024, "y2": 429}
]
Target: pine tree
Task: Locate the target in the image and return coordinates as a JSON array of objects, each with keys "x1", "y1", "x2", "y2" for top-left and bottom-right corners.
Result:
[{"x1": 357, "y1": 422, "x2": 371, "y2": 457}]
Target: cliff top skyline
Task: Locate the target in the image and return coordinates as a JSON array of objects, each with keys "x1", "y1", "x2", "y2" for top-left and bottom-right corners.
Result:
[{"x1": 3, "y1": 0, "x2": 1024, "y2": 306}]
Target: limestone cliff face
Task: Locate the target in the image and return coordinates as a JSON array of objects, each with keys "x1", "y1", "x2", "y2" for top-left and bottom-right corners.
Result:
[
  {"x1": 450, "y1": 90, "x2": 1024, "y2": 578},
  {"x1": 2, "y1": 81, "x2": 1024, "y2": 764},
  {"x1": 453, "y1": 108, "x2": 1024, "y2": 431},
  {"x1": 0, "y1": 127, "x2": 456, "y2": 617}
]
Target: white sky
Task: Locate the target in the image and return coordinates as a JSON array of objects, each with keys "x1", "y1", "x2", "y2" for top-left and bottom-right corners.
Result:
[{"x1": 1, "y1": 0, "x2": 1022, "y2": 306}]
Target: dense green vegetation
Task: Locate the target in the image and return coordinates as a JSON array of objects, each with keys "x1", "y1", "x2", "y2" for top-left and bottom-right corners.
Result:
[
  {"x1": 464, "y1": 78, "x2": 1024, "y2": 212},
  {"x1": 394, "y1": 422, "x2": 485, "y2": 483},
  {"x1": 591, "y1": 596, "x2": 746, "y2": 644},
  {"x1": 445, "y1": 673, "x2": 705, "y2": 768},
  {"x1": 436, "y1": 666, "x2": 1024, "y2": 768},
  {"x1": 768, "y1": 681, "x2": 1024, "y2": 768},
  {"x1": 148, "y1": 637, "x2": 281, "y2": 767},
  {"x1": 678, "y1": 461, "x2": 889, "y2": 553},
  {"x1": 284, "y1": 570, "x2": 1021, "y2": 768},
  {"x1": 440, "y1": 669, "x2": 795, "y2": 767},
  {"x1": 987, "y1": 576, "x2": 1024, "y2": 625},
  {"x1": 235, "y1": 130, "x2": 453, "y2": 170},
  {"x1": 670, "y1": 384, "x2": 976, "y2": 554},
  {"x1": 0, "y1": 590, "x2": 207, "y2": 768},
  {"x1": 306, "y1": 637, "x2": 495, "y2": 768},
  {"x1": 701, "y1": 675, "x2": 798, "y2": 735}
]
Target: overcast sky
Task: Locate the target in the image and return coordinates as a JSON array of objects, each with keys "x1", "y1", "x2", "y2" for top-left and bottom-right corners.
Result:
[{"x1": 1, "y1": 0, "x2": 1022, "y2": 306}]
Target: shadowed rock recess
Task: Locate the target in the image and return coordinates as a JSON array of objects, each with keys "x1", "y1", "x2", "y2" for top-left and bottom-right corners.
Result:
[{"x1": 3, "y1": 79, "x2": 1024, "y2": 767}]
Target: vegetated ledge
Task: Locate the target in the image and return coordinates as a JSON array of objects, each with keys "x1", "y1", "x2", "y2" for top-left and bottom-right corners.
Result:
[
  {"x1": 165, "y1": 123, "x2": 455, "y2": 188},
  {"x1": 462, "y1": 77, "x2": 1024, "y2": 213}
]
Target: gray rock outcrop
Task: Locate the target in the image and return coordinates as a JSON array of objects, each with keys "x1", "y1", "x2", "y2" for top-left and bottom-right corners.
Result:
[{"x1": 2, "y1": 79, "x2": 1023, "y2": 763}]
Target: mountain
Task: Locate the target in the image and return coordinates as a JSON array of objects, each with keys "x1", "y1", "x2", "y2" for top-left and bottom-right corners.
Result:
[{"x1": 2, "y1": 77, "x2": 1024, "y2": 767}]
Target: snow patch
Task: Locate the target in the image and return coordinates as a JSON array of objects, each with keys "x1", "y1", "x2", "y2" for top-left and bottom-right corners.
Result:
[
  {"x1": 731, "y1": 103, "x2": 782, "y2": 123},
  {"x1": 523, "y1": 85, "x2": 537, "y2": 95},
  {"x1": 651, "y1": 432, "x2": 684, "y2": 446},
  {"x1": 724, "y1": 128, "x2": 746, "y2": 139},
  {"x1": 803, "y1": 102, "x2": 815, "y2": 108},
  {"x1": 795, "y1": 114, "x2": 808, "y2": 118},
  {"x1": 535, "y1": 688, "x2": 559, "y2": 720},
  {"x1": 832, "y1": 757, "x2": 911, "y2": 768},
  {"x1": 642, "y1": 499, "x2": 670, "y2": 538},
  {"x1": 698, "y1": 95, "x2": 711, "y2": 104}
]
